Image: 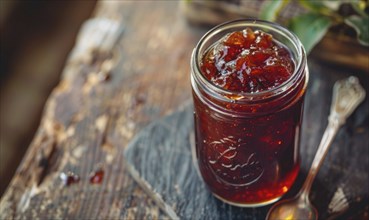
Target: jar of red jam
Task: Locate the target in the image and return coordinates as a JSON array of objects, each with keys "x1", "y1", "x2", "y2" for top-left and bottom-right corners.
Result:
[{"x1": 191, "y1": 20, "x2": 308, "y2": 207}]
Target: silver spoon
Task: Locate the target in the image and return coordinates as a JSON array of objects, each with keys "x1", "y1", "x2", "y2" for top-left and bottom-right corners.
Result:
[{"x1": 266, "y1": 76, "x2": 366, "y2": 220}]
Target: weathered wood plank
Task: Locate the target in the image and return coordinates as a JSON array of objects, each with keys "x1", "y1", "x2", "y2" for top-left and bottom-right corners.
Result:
[
  {"x1": 123, "y1": 59, "x2": 369, "y2": 220},
  {"x1": 0, "y1": 1, "x2": 205, "y2": 219},
  {"x1": 1, "y1": 1, "x2": 368, "y2": 219}
]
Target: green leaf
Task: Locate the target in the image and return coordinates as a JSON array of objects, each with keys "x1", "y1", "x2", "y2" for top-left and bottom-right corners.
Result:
[
  {"x1": 298, "y1": 0, "x2": 334, "y2": 16},
  {"x1": 345, "y1": 15, "x2": 369, "y2": 46},
  {"x1": 288, "y1": 12, "x2": 332, "y2": 53},
  {"x1": 298, "y1": 0, "x2": 327, "y2": 12},
  {"x1": 259, "y1": 0, "x2": 290, "y2": 21}
]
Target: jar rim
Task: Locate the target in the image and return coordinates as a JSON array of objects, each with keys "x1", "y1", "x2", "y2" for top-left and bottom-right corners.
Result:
[{"x1": 192, "y1": 19, "x2": 306, "y2": 102}]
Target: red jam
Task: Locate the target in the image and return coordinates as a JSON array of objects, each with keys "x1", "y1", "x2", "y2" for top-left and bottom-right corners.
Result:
[
  {"x1": 89, "y1": 169, "x2": 104, "y2": 184},
  {"x1": 192, "y1": 25, "x2": 307, "y2": 206},
  {"x1": 60, "y1": 171, "x2": 80, "y2": 186},
  {"x1": 201, "y1": 28, "x2": 294, "y2": 93}
]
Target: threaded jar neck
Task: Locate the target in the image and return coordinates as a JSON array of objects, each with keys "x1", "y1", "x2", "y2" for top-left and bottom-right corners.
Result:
[{"x1": 191, "y1": 19, "x2": 308, "y2": 117}]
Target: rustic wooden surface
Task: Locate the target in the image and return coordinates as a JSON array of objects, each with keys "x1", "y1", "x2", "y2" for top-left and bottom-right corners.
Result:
[
  {"x1": 124, "y1": 60, "x2": 369, "y2": 220},
  {"x1": 0, "y1": 1, "x2": 368, "y2": 220},
  {"x1": 181, "y1": 0, "x2": 369, "y2": 71},
  {"x1": 0, "y1": 1, "x2": 203, "y2": 219}
]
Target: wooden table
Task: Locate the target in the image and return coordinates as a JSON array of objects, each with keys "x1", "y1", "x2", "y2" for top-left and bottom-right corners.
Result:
[{"x1": 1, "y1": 2, "x2": 368, "y2": 219}]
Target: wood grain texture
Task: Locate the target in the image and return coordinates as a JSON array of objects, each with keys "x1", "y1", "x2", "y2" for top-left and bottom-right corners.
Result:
[
  {"x1": 1, "y1": 1, "x2": 368, "y2": 219},
  {"x1": 0, "y1": 1, "x2": 205, "y2": 219},
  {"x1": 181, "y1": 0, "x2": 369, "y2": 71},
  {"x1": 123, "y1": 59, "x2": 369, "y2": 220},
  {"x1": 124, "y1": 103, "x2": 269, "y2": 220}
]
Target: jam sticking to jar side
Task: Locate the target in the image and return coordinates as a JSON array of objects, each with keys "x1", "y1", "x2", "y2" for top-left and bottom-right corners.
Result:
[{"x1": 193, "y1": 27, "x2": 306, "y2": 206}]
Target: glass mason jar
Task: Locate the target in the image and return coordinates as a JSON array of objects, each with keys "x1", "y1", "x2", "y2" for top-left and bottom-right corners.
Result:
[{"x1": 190, "y1": 19, "x2": 308, "y2": 207}]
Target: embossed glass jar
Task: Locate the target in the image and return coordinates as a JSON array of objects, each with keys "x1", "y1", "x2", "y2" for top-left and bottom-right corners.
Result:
[{"x1": 190, "y1": 20, "x2": 308, "y2": 207}]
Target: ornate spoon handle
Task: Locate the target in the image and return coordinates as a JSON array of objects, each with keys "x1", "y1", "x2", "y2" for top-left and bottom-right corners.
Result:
[{"x1": 300, "y1": 76, "x2": 366, "y2": 199}]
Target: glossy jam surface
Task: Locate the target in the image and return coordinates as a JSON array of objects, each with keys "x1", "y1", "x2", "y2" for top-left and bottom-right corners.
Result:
[
  {"x1": 201, "y1": 28, "x2": 294, "y2": 93},
  {"x1": 194, "y1": 28, "x2": 305, "y2": 206}
]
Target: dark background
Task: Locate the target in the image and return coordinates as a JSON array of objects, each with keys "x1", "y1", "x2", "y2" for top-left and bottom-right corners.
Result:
[{"x1": 0, "y1": 0, "x2": 96, "y2": 196}]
